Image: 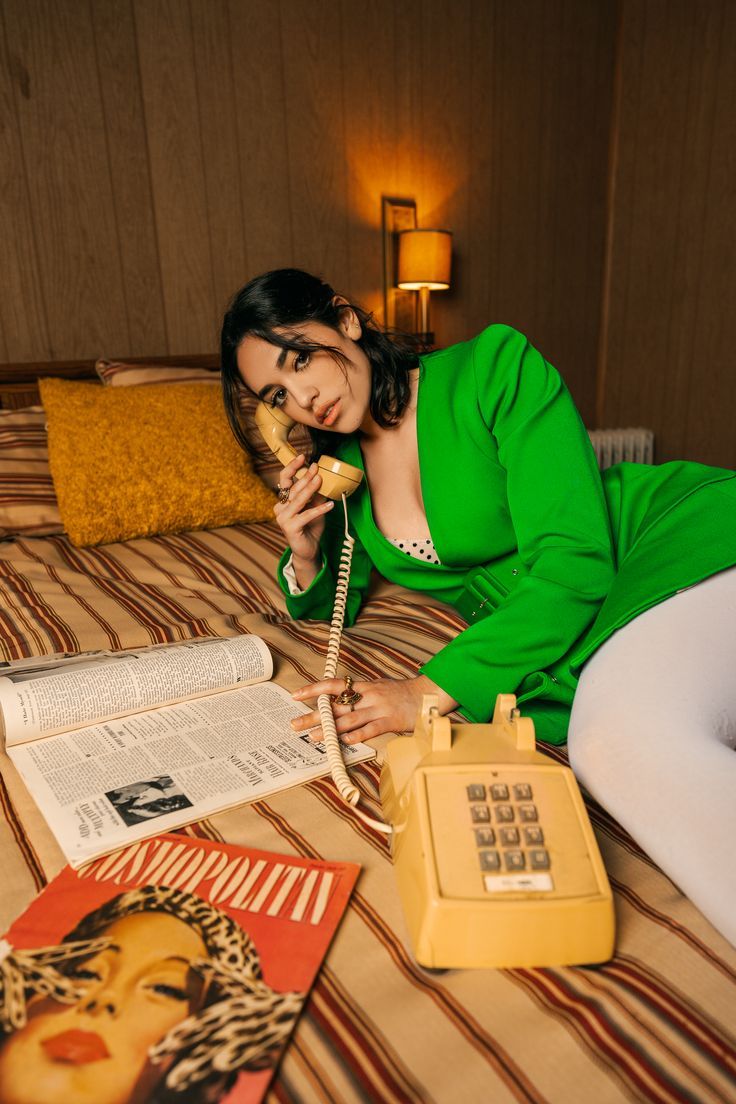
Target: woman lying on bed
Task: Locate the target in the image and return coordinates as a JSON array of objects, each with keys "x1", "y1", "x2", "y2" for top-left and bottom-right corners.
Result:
[{"x1": 220, "y1": 267, "x2": 736, "y2": 945}]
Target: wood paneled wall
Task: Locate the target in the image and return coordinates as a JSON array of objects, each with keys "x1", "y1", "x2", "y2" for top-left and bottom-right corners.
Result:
[
  {"x1": 0, "y1": 0, "x2": 615, "y2": 424},
  {"x1": 599, "y1": 0, "x2": 736, "y2": 466},
  {"x1": 4, "y1": 1, "x2": 733, "y2": 462}
]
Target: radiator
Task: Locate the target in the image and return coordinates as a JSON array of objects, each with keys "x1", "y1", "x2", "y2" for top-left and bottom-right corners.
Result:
[{"x1": 588, "y1": 427, "x2": 655, "y2": 469}]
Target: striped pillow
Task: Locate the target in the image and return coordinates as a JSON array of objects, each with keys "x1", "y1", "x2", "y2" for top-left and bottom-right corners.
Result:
[
  {"x1": 0, "y1": 406, "x2": 64, "y2": 538},
  {"x1": 94, "y1": 358, "x2": 220, "y2": 386}
]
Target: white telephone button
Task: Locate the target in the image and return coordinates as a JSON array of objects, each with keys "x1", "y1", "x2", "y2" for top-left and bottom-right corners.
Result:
[{"x1": 483, "y1": 873, "x2": 554, "y2": 893}]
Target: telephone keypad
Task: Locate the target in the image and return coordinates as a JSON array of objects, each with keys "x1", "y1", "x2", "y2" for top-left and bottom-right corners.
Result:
[{"x1": 467, "y1": 779, "x2": 552, "y2": 890}]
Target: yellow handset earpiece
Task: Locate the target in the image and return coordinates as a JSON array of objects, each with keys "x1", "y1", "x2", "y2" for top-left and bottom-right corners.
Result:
[{"x1": 254, "y1": 403, "x2": 363, "y2": 500}]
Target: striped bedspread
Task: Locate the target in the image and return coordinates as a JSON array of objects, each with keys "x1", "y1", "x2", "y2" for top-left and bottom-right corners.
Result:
[{"x1": 1, "y1": 522, "x2": 734, "y2": 1103}]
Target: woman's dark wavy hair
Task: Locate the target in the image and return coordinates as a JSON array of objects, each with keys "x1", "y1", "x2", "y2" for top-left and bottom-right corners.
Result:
[{"x1": 220, "y1": 268, "x2": 420, "y2": 460}]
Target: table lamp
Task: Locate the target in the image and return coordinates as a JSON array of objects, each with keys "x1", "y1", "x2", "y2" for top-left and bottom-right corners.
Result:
[{"x1": 397, "y1": 228, "x2": 452, "y2": 345}]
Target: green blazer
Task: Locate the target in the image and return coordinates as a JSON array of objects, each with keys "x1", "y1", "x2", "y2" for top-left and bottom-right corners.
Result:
[{"x1": 278, "y1": 325, "x2": 736, "y2": 743}]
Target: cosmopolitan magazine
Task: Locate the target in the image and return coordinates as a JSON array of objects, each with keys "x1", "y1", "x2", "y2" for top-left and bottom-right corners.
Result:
[{"x1": 0, "y1": 832, "x2": 359, "y2": 1103}]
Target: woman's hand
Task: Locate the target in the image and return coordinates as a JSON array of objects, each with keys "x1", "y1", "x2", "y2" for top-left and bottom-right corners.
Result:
[
  {"x1": 274, "y1": 453, "x2": 334, "y2": 586},
  {"x1": 290, "y1": 673, "x2": 459, "y2": 744}
]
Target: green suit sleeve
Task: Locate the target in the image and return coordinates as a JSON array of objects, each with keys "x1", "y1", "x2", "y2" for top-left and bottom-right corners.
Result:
[
  {"x1": 420, "y1": 325, "x2": 616, "y2": 722},
  {"x1": 277, "y1": 507, "x2": 374, "y2": 627}
]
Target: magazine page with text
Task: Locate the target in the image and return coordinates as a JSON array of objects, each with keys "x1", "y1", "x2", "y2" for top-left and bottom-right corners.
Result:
[
  {"x1": 0, "y1": 832, "x2": 360, "y2": 1104},
  {"x1": 0, "y1": 635, "x2": 274, "y2": 747},
  {"x1": 5, "y1": 679, "x2": 374, "y2": 867}
]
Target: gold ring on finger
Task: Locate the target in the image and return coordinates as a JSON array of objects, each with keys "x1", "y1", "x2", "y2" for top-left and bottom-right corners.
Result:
[{"x1": 332, "y1": 674, "x2": 362, "y2": 709}]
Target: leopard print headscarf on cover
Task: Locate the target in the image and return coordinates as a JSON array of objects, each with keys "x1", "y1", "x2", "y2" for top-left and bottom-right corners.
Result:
[{"x1": 0, "y1": 885, "x2": 304, "y2": 1099}]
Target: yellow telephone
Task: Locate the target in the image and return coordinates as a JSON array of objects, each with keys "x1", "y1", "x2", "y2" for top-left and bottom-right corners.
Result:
[
  {"x1": 256, "y1": 402, "x2": 615, "y2": 968},
  {"x1": 254, "y1": 403, "x2": 363, "y2": 500},
  {"x1": 380, "y1": 694, "x2": 615, "y2": 968}
]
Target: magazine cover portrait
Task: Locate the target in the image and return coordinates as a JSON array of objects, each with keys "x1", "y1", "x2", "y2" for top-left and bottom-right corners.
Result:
[{"x1": 0, "y1": 833, "x2": 359, "y2": 1104}]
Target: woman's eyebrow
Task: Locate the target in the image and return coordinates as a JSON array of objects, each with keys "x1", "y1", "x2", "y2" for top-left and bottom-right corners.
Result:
[
  {"x1": 256, "y1": 348, "x2": 290, "y2": 400},
  {"x1": 102, "y1": 945, "x2": 193, "y2": 967}
]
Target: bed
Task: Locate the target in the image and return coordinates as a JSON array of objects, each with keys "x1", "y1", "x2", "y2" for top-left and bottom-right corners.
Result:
[{"x1": 1, "y1": 358, "x2": 734, "y2": 1104}]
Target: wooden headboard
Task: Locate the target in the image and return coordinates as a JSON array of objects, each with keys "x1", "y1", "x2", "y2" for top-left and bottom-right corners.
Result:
[{"x1": 0, "y1": 354, "x2": 220, "y2": 410}]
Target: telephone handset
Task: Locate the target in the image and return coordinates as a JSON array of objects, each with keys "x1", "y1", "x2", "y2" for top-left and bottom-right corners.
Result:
[
  {"x1": 254, "y1": 403, "x2": 363, "y2": 500},
  {"x1": 255, "y1": 401, "x2": 386, "y2": 832}
]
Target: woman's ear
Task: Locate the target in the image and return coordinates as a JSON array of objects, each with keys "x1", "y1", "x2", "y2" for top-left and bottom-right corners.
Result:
[{"x1": 332, "y1": 297, "x2": 362, "y2": 340}]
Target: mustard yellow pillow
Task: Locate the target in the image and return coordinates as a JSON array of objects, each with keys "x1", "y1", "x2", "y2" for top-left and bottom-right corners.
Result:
[
  {"x1": 40, "y1": 379, "x2": 275, "y2": 546},
  {"x1": 92, "y1": 355, "x2": 310, "y2": 491}
]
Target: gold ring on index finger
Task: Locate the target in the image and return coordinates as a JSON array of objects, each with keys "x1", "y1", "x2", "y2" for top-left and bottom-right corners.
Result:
[{"x1": 277, "y1": 484, "x2": 290, "y2": 504}]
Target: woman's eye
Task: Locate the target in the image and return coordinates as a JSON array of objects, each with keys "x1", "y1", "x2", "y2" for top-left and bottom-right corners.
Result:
[
  {"x1": 67, "y1": 967, "x2": 102, "y2": 983},
  {"x1": 268, "y1": 388, "x2": 288, "y2": 408},
  {"x1": 294, "y1": 352, "x2": 310, "y2": 371},
  {"x1": 148, "y1": 983, "x2": 188, "y2": 1002}
]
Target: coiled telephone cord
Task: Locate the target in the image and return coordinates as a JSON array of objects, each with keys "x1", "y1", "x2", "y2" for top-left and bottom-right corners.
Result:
[{"x1": 316, "y1": 495, "x2": 391, "y2": 835}]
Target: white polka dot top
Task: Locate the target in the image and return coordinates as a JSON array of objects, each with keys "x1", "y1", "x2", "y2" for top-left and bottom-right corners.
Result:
[
  {"x1": 388, "y1": 537, "x2": 441, "y2": 565},
  {"x1": 282, "y1": 534, "x2": 443, "y2": 595}
]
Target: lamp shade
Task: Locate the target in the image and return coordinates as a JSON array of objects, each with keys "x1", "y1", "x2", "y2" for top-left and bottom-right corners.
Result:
[{"x1": 397, "y1": 229, "x2": 452, "y2": 290}]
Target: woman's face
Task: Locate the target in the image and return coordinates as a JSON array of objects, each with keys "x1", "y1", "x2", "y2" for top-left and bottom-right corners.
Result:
[
  {"x1": 0, "y1": 912, "x2": 207, "y2": 1104},
  {"x1": 236, "y1": 311, "x2": 373, "y2": 435}
]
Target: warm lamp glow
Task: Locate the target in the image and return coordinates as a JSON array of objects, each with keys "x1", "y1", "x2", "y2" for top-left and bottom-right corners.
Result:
[
  {"x1": 397, "y1": 229, "x2": 452, "y2": 290},
  {"x1": 397, "y1": 228, "x2": 452, "y2": 344}
]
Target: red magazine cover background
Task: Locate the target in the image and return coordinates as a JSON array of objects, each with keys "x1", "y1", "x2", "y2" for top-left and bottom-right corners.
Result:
[{"x1": 2, "y1": 833, "x2": 360, "y2": 1104}]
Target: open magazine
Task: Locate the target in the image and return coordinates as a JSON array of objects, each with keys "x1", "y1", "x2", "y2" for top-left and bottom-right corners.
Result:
[
  {"x1": 0, "y1": 635, "x2": 374, "y2": 867},
  {"x1": 0, "y1": 832, "x2": 360, "y2": 1104}
]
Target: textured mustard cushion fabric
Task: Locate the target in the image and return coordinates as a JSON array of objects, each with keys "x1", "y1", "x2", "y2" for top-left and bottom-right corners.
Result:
[
  {"x1": 93, "y1": 356, "x2": 311, "y2": 491},
  {"x1": 40, "y1": 379, "x2": 275, "y2": 547}
]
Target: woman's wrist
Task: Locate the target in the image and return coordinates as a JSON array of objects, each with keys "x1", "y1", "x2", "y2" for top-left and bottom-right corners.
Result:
[
  {"x1": 292, "y1": 553, "x2": 321, "y2": 590},
  {"x1": 413, "y1": 674, "x2": 459, "y2": 715}
]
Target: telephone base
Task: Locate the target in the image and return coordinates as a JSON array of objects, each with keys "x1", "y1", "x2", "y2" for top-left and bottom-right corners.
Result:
[{"x1": 380, "y1": 695, "x2": 615, "y2": 970}]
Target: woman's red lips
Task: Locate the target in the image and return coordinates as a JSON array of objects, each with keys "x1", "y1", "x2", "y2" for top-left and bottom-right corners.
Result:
[
  {"x1": 42, "y1": 1029, "x2": 111, "y2": 1064},
  {"x1": 317, "y1": 400, "x2": 340, "y2": 426}
]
